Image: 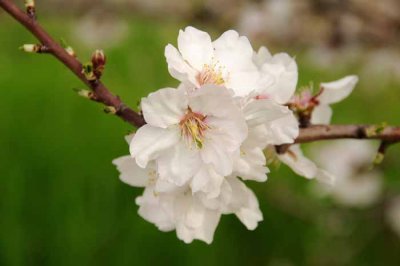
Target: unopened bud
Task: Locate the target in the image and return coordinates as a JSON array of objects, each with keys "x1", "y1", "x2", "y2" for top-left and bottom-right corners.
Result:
[
  {"x1": 65, "y1": 46, "x2": 76, "y2": 57},
  {"x1": 104, "y1": 106, "x2": 117, "y2": 114},
  {"x1": 73, "y1": 88, "x2": 93, "y2": 99},
  {"x1": 91, "y1": 49, "x2": 106, "y2": 79},
  {"x1": 25, "y1": 0, "x2": 36, "y2": 19},
  {"x1": 20, "y1": 44, "x2": 38, "y2": 53},
  {"x1": 25, "y1": 0, "x2": 35, "y2": 8}
]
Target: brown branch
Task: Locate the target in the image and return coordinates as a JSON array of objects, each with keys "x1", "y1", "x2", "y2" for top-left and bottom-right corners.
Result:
[
  {"x1": 0, "y1": 0, "x2": 145, "y2": 127},
  {"x1": 295, "y1": 125, "x2": 400, "y2": 143}
]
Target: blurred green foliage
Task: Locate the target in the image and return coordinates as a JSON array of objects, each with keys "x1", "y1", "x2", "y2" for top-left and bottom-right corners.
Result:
[{"x1": 1, "y1": 16, "x2": 400, "y2": 266}]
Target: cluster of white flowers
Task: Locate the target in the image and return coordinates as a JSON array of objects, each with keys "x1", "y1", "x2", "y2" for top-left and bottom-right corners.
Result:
[{"x1": 113, "y1": 26, "x2": 358, "y2": 244}]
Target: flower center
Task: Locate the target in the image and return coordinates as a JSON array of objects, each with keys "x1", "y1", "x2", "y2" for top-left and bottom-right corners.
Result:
[
  {"x1": 197, "y1": 64, "x2": 225, "y2": 86},
  {"x1": 179, "y1": 107, "x2": 210, "y2": 149}
]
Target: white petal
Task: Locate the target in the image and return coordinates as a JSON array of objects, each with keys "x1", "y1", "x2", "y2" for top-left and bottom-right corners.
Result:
[
  {"x1": 188, "y1": 85, "x2": 235, "y2": 117},
  {"x1": 141, "y1": 87, "x2": 187, "y2": 128},
  {"x1": 112, "y1": 156, "x2": 150, "y2": 187},
  {"x1": 165, "y1": 44, "x2": 198, "y2": 85},
  {"x1": 200, "y1": 137, "x2": 234, "y2": 176},
  {"x1": 213, "y1": 30, "x2": 255, "y2": 71},
  {"x1": 278, "y1": 145, "x2": 318, "y2": 179},
  {"x1": 130, "y1": 125, "x2": 179, "y2": 168},
  {"x1": 213, "y1": 30, "x2": 259, "y2": 96},
  {"x1": 243, "y1": 99, "x2": 294, "y2": 128},
  {"x1": 226, "y1": 177, "x2": 263, "y2": 230},
  {"x1": 258, "y1": 53, "x2": 298, "y2": 104},
  {"x1": 191, "y1": 166, "x2": 225, "y2": 198},
  {"x1": 234, "y1": 147, "x2": 269, "y2": 182},
  {"x1": 178, "y1": 26, "x2": 213, "y2": 71},
  {"x1": 253, "y1": 46, "x2": 272, "y2": 68},
  {"x1": 311, "y1": 105, "x2": 333, "y2": 125},
  {"x1": 176, "y1": 197, "x2": 221, "y2": 244},
  {"x1": 157, "y1": 141, "x2": 201, "y2": 186},
  {"x1": 318, "y1": 75, "x2": 358, "y2": 104},
  {"x1": 136, "y1": 188, "x2": 175, "y2": 232}
]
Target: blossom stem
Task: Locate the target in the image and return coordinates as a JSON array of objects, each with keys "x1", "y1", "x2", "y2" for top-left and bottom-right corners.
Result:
[{"x1": 0, "y1": 0, "x2": 145, "y2": 128}]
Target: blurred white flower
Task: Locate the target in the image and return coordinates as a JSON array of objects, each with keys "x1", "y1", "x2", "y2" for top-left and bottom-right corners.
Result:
[
  {"x1": 165, "y1": 26, "x2": 260, "y2": 96},
  {"x1": 311, "y1": 140, "x2": 383, "y2": 207},
  {"x1": 72, "y1": 10, "x2": 129, "y2": 48},
  {"x1": 386, "y1": 197, "x2": 400, "y2": 238}
]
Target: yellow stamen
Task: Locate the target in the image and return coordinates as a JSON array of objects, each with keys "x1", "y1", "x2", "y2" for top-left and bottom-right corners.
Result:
[{"x1": 180, "y1": 107, "x2": 210, "y2": 149}]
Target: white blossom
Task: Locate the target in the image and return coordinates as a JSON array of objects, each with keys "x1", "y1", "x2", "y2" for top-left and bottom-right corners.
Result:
[
  {"x1": 386, "y1": 197, "x2": 400, "y2": 238},
  {"x1": 113, "y1": 148, "x2": 262, "y2": 244},
  {"x1": 165, "y1": 26, "x2": 260, "y2": 96},
  {"x1": 130, "y1": 85, "x2": 248, "y2": 197}
]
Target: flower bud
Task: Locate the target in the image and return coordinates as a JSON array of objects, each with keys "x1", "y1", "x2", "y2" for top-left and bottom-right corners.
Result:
[
  {"x1": 104, "y1": 106, "x2": 117, "y2": 114},
  {"x1": 25, "y1": 0, "x2": 35, "y2": 18},
  {"x1": 73, "y1": 88, "x2": 93, "y2": 99},
  {"x1": 65, "y1": 46, "x2": 76, "y2": 57},
  {"x1": 20, "y1": 44, "x2": 38, "y2": 53},
  {"x1": 24, "y1": 0, "x2": 35, "y2": 8},
  {"x1": 91, "y1": 49, "x2": 106, "y2": 79}
]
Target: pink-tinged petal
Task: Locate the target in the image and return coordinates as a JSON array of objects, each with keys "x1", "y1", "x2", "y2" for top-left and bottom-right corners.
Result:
[
  {"x1": 112, "y1": 156, "x2": 150, "y2": 187},
  {"x1": 141, "y1": 87, "x2": 187, "y2": 128},
  {"x1": 129, "y1": 125, "x2": 180, "y2": 168},
  {"x1": 178, "y1": 26, "x2": 213, "y2": 71},
  {"x1": 318, "y1": 75, "x2": 358, "y2": 104},
  {"x1": 278, "y1": 145, "x2": 318, "y2": 179},
  {"x1": 311, "y1": 104, "x2": 333, "y2": 125}
]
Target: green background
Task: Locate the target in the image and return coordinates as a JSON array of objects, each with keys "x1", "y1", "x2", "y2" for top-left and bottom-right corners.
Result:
[{"x1": 1, "y1": 16, "x2": 400, "y2": 266}]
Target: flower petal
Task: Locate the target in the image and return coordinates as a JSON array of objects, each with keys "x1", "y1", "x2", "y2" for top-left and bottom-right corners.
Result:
[
  {"x1": 178, "y1": 26, "x2": 213, "y2": 71},
  {"x1": 278, "y1": 145, "x2": 318, "y2": 179},
  {"x1": 141, "y1": 87, "x2": 187, "y2": 128},
  {"x1": 258, "y1": 53, "x2": 298, "y2": 104},
  {"x1": 165, "y1": 44, "x2": 198, "y2": 84},
  {"x1": 130, "y1": 125, "x2": 180, "y2": 168},
  {"x1": 157, "y1": 141, "x2": 201, "y2": 186},
  {"x1": 191, "y1": 166, "x2": 225, "y2": 198},
  {"x1": 112, "y1": 156, "x2": 150, "y2": 187},
  {"x1": 136, "y1": 188, "x2": 175, "y2": 232},
  {"x1": 311, "y1": 104, "x2": 333, "y2": 125},
  {"x1": 226, "y1": 177, "x2": 263, "y2": 230},
  {"x1": 318, "y1": 75, "x2": 358, "y2": 104},
  {"x1": 234, "y1": 147, "x2": 269, "y2": 182}
]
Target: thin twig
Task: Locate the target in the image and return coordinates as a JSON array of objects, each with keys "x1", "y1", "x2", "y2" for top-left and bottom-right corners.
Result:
[{"x1": 0, "y1": 0, "x2": 145, "y2": 127}]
